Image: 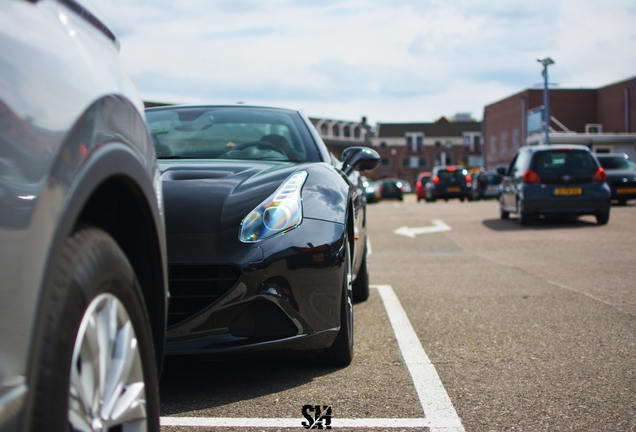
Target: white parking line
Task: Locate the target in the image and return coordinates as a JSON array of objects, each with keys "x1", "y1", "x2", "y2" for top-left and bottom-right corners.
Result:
[
  {"x1": 160, "y1": 285, "x2": 464, "y2": 431},
  {"x1": 374, "y1": 285, "x2": 464, "y2": 431}
]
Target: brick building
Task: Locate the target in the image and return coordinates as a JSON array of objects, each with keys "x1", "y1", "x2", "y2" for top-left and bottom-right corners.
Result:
[
  {"x1": 483, "y1": 75, "x2": 636, "y2": 169},
  {"x1": 308, "y1": 116, "x2": 374, "y2": 160},
  {"x1": 368, "y1": 118, "x2": 483, "y2": 186}
]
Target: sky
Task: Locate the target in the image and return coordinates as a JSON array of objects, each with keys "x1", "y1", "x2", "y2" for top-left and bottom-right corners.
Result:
[{"x1": 91, "y1": 0, "x2": 636, "y2": 125}]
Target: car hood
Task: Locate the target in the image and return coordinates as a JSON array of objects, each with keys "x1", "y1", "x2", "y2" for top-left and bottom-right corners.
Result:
[{"x1": 159, "y1": 160, "x2": 348, "y2": 234}]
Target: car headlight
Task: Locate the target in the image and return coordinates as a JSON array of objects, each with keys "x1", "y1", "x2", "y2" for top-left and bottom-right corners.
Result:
[{"x1": 239, "y1": 171, "x2": 307, "y2": 243}]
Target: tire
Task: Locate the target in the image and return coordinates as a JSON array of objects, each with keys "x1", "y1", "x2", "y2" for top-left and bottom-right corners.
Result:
[
  {"x1": 517, "y1": 198, "x2": 529, "y2": 226},
  {"x1": 460, "y1": 196, "x2": 465, "y2": 202},
  {"x1": 618, "y1": 199, "x2": 627, "y2": 206},
  {"x1": 352, "y1": 239, "x2": 370, "y2": 303},
  {"x1": 319, "y1": 237, "x2": 354, "y2": 366},
  {"x1": 596, "y1": 211, "x2": 610, "y2": 225},
  {"x1": 500, "y1": 195, "x2": 510, "y2": 219},
  {"x1": 28, "y1": 227, "x2": 160, "y2": 432}
]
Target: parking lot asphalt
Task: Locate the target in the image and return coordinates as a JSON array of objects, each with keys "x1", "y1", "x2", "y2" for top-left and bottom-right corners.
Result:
[
  {"x1": 368, "y1": 195, "x2": 636, "y2": 431},
  {"x1": 160, "y1": 195, "x2": 636, "y2": 431}
]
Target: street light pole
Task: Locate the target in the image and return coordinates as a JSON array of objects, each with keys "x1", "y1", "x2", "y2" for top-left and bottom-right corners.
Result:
[{"x1": 537, "y1": 56, "x2": 555, "y2": 145}]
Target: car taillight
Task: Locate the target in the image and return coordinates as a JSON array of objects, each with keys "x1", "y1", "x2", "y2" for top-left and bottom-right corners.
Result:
[
  {"x1": 416, "y1": 181, "x2": 421, "y2": 188},
  {"x1": 522, "y1": 169, "x2": 541, "y2": 183},
  {"x1": 592, "y1": 167, "x2": 606, "y2": 182},
  {"x1": 433, "y1": 176, "x2": 440, "y2": 185},
  {"x1": 465, "y1": 175, "x2": 472, "y2": 183}
]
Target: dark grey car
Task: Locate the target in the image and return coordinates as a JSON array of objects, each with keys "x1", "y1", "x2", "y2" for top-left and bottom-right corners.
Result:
[
  {"x1": 498, "y1": 145, "x2": 611, "y2": 225},
  {"x1": 0, "y1": 1, "x2": 168, "y2": 431},
  {"x1": 596, "y1": 153, "x2": 636, "y2": 205}
]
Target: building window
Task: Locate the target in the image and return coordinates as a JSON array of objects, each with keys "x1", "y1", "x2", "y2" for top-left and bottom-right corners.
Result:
[
  {"x1": 416, "y1": 136, "x2": 423, "y2": 147},
  {"x1": 406, "y1": 136, "x2": 413, "y2": 146},
  {"x1": 512, "y1": 128, "x2": 520, "y2": 151},
  {"x1": 380, "y1": 157, "x2": 391, "y2": 168},
  {"x1": 380, "y1": 142, "x2": 387, "y2": 149},
  {"x1": 490, "y1": 135, "x2": 497, "y2": 157},
  {"x1": 419, "y1": 157, "x2": 427, "y2": 167},
  {"x1": 500, "y1": 131, "x2": 509, "y2": 156},
  {"x1": 401, "y1": 158, "x2": 410, "y2": 168}
]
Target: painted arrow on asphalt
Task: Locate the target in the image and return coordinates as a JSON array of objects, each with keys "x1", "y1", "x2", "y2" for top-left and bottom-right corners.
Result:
[{"x1": 394, "y1": 219, "x2": 452, "y2": 238}]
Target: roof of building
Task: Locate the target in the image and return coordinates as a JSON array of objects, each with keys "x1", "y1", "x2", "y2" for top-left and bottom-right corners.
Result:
[{"x1": 376, "y1": 121, "x2": 482, "y2": 138}]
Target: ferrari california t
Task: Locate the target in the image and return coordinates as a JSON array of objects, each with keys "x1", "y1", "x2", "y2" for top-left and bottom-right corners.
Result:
[{"x1": 146, "y1": 105, "x2": 380, "y2": 366}]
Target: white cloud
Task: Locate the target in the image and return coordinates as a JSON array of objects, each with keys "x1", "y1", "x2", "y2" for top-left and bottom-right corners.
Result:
[{"x1": 91, "y1": 0, "x2": 636, "y2": 124}]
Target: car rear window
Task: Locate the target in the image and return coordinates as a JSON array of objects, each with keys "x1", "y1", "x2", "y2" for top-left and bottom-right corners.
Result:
[
  {"x1": 483, "y1": 174, "x2": 502, "y2": 185},
  {"x1": 532, "y1": 150, "x2": 597, "y2": 176},
  {"x1": 437, "y1": 170, "x2": 466, "y2": 180},
  {"x1": 598, "y1": 156, "x2": 636, "y2": 170}
]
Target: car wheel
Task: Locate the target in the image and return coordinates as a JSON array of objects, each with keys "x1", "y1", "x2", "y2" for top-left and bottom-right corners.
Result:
[
  {"x1": 29, "y1": 227, "x2": 160, "y2": 431},
  {"x1": 618, "y1": 199, "x2": 627, "y2": 206},
  {"x1": 596, "y1": 211, "x2": 610, "y2": 225},
  {"x1": 460, "y1": 196, "x2": 465, "y2": 202},
  {"x1": 517, "y1": 198, "x2": 529, "y2": 226},
  {"x1": 319, "y1": 237, "x2": 353, "y2": 366},
  {"x1": 352, "y1": 239, "x2": 370, "y2": 302}
]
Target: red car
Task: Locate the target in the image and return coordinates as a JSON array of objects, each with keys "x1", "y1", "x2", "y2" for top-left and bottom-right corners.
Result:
[{"x1": 416, "y1": 172, "x2": 432, "y2": 202}]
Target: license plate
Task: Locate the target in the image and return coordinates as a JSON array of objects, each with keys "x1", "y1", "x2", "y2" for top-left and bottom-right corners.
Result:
[
  {"x1": 487, "y1": 187, "x2": 498, "y2": 193},
  {"x1": 554, "y1": 187, "x2": 582, "y2": 196},
  {"x1": 388, "y1": 188, "x2": 396, "y2": 193},
  {"x1": 447, "y1": 187, "x2": 461, "y2": 192},
  {"x1": 617, "y1": 187, "x2": 636, "y2": 194}
]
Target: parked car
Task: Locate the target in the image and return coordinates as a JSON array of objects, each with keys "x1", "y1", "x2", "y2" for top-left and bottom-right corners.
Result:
[
  {"x1": 0, "y1": 2, "x2": 168, "y2": 431},
  {"x1": 363, "y1": 178, "x2": 382, "y2": 203},
  {"x1": 596, "y1": 153, "x2": 636, "y2": 205},
  {"x1": 498, "y1": 145, "x2": 611, "y2": 225},
  {"x1": 425, "y1": 166, "x2": 471, "y2": 202},
  {"x1": 146, "y1": 105, "x2": 379, "y2": 366},
  {"x1": 378, "y1": 178, "x2": 405, "y2": 200},
  {"x1": 415, "y1": 172, "x2": 432, "y2": 202},
  {"x1": 469, "y1": 171, "x2": 502, "y2": 200}
]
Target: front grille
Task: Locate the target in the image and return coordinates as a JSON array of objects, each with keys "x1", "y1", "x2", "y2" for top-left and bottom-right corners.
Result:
[{"x1": 168, "y1": 264, "x2": 241, "y2": 328}]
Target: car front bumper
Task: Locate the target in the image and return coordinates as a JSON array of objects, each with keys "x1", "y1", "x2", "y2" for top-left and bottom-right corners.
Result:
[{"x1": 163, "y1": 218, "x2": 347, "y2": 356}]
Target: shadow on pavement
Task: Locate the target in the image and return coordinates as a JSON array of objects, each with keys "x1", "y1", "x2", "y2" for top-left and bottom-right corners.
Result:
[
  {"x1": 482, "y1": 216, "x2": 599, "y2": 231},
  {"x1": 160, "y1": 355, "x2": 336, "y2": 416}
]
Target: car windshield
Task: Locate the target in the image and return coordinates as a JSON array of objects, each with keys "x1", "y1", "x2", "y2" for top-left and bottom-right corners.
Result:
[
  {"x1": 598, "y1": 156, "x2": 636, "y2": 171},
  {"x1": 532, "y1": 150, "x2": 597, "y2": 176},
  {"x1": 146, "y1": 107, "x2": 320, "y2": 162}
]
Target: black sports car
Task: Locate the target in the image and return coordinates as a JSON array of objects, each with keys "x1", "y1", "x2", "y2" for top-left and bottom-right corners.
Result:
[{"x1": 146, "y1": 105, "x2": 379, "y2": 366}]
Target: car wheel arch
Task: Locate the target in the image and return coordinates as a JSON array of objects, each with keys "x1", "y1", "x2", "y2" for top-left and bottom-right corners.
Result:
[{"x1": 24, "y1": 144, "x2": 168, "y2": 420}]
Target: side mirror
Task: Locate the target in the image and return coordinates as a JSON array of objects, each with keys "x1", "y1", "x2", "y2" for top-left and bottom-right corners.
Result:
[
  {"x1": 341, "y1": 147, "x2": 380, "y2": 175},
  {"x1": 497, "y1": 167, "x2": 506, "y2": 176}
]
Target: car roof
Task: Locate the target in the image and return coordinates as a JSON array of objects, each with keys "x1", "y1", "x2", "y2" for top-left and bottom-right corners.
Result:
[
  {"x1": 145, "y1": 104, "x2": 299, "y2": 115},
  {"x1": 525, "y1": 144, "x2": 591, "y2": 152},
  {"x1": 595, "y1": 153, "x2": 630, "y2": 158}
]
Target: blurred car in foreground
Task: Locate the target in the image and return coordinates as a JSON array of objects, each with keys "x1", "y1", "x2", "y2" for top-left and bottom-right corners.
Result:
[
  {"x1": 363, "y1": 178, "x2": 382, "y2": 203},
  {"x1": 0, "y1": 2, "x2": 168, "y2": 430},
  {"x1": 378, "y1": 178, "x2": 405, "y2": 200},
  {"x1": 425, "y1": 166, "x2": 470, "y2": 202},
  {"x1": 596, "y1": 153, "x2": 636, "y2": 205},
  {"x1": 415, "y1": 171, "x2": 432, "y2": 202},
  {"x1": 498, "y1": 145, "x2": 610, "y2": 225},
  {"x1": 146, "y1": 105, "x2": 379, "y2": 366},
  {"x1": 469, "y1": 171, "x2": 502, "y2": 200}
]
